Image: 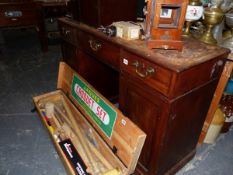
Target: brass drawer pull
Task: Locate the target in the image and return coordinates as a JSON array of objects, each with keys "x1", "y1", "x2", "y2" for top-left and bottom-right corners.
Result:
[
  {"x1": 89, "y1": 39, "x2": 102, "y2": 51},
  {"x1": 65, "y1": 30, "x2": 70, "y2": 35},
  {"x1": 136, "y1": 67, "x2": 155, "y2": 78},
  {"x1": 132, "y1": 61, "x2": 155, "y2": 78},
  {"x1": 11, "y1": 18, "x2": 18, "y2": 21},
  {"x1": 62, "y1": 27, "x2": 70, "y2": 35}
]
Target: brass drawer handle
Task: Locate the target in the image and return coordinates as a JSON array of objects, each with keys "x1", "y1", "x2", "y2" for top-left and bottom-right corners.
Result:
[
  {"x1": 65, "y1": 30, "x2": 70, "y2": 35},
  {"x1": 136, "y1": 67, "x2": 155, "y2": 78},
  {"x1": 132, "y1": 61, "x2": 155, "y2": 78},
  {"x1": 89, "y1": 39, "x2": 102, "y2": 51},
  {"x1": 62, "y1": 27, "x2": 70, "y2": 35}
]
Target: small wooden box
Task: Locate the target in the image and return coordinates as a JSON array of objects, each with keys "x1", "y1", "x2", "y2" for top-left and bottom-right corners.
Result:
[
  {"x1": 112, "y1": 21, "x2": 141, "y2": 40},
  {"x1": 33, "y1": 62, "x2": 146, "y2": 175}
]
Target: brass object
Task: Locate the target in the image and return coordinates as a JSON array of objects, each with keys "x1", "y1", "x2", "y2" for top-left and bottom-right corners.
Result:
[
  {"x1": 183, "y1": 21, "x2": 193, "y2": 36},
  {"x1": 221, "y1": 12, "x2": 233, "y2": 52},
  {"x1": 89, "y1": 39, "x2": 102, "y2": 51},
  {"x1": 135, "y1": 67, "x2": 155, "y2": 78},
  {"x1": 132, "y1": 61, "x2": 155, "y2": 78},
  {"x1": 183, "y1": 0, "x2": 204, "y2": 37},
  {"x1": 212, "y1": 0, "x2": 233, "y2": 43},
  {"x1": 199, "y1": 1, "x2": 224, "y2": 44}
]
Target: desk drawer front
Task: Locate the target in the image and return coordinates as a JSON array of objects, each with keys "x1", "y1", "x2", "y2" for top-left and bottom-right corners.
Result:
[
  {"x1": 78, "y1": 31, "x2": 120, "y2": 70},
  {"x1": 0, "y1": 9, "x2": 37, "y2": 26},
  {"x1": 121, "y1": 50, "x2": 172, "y2": 95},
  {"x1": 60, "y1": 23, "x2": 77, "y2": 45}
]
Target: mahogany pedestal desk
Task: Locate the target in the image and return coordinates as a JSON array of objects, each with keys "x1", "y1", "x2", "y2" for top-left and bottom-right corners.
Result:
[
  {"x1": 58, "y1": 17, "x2": 230, "y2": 175},
  {"x1": 0, "y1": 1, "x2": 48, "y2": 52}
]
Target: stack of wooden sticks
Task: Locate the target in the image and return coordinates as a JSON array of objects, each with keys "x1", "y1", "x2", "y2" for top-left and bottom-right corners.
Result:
[{"x1": 37, "y1": 94, "x2": 122, "y2": 175}]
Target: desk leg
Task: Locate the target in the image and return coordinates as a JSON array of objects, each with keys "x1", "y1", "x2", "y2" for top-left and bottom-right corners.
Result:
[
  {"x1": 0, "y1": 29, "x2": 4, "y2": 44},
  {"x1": 198, "y1": 61, "x2": 233, "y2": 144},
  {"x1": 36, "y1": 8, "x2": 48, "y2": 53},
  {"x1": 37, "y1": 23, "x2": 48, "y2": 52}
]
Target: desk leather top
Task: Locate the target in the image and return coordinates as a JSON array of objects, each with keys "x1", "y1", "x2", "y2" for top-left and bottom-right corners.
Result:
[{"x1": 59, "y1": 17, "x2": 230, "y2": 72}]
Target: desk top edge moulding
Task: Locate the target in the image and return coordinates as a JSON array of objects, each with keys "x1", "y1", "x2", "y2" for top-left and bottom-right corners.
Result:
[{"x1": 59, "y1": 17, "x2": 230, "y2": 72}]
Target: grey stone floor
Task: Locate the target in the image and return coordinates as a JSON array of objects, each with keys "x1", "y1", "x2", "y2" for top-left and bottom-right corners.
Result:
[
  {"x1": 0, "y1": 28, "x2": 232, "y2": 175},
  {"x1": 0, "y1": 28, "x2": 67, "y2": 175}
]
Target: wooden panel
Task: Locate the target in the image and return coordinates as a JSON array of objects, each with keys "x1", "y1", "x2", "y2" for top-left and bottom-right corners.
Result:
[
  {"x1": 119, "y1": 72, "x2": 167, "y2": 174},
  {"x1": 61, "y1": 41, "x2": 79, "y2": 71},
  {"x1": 120, "y1": 50, "x2": 173, "y2": 96},
  {"x1": 99, "y1": 0, "x2": 137, "y2": 26},
  {"x1": 59, "y1": 22, "x2": 78, "y2": 45},
  {"x1": 77, "y1": 0, "x2": 137, "y2": 27},
  {"x1": 78, "y1": 0, "x2": 100, "y2": 27},
  {"x1": 78, "y1": 30, "x2": 120, "y2": 70},
  {"x1": 76, "y1": 50, "x2": 119, "y2": 100},
  {"x1": 57, "y1": 62, "x2": 146, "y2": 174},
  {"x1": 157, "y1": 79, "x2": 219, "y2": 175}
]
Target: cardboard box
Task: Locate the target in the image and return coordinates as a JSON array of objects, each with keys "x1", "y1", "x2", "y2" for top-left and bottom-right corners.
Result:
[{"x1": 33, "y1": 62, "x2": 146, "y2": 175}]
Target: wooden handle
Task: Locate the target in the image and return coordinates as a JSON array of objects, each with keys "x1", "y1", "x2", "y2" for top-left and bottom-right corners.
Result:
[
  {"x1": 44, "y1": 96, "x2": 114, "y2": 174},
  {"x1": 52, "y1": 102, "x2": 96, "y2": 173},
  {"x1": 62, "y1": 123, "x2": 90, "y2": 165},
  {"x1": 61, "y1": 97, "x2": 100, "y2": 174},
  {"x1": 102, "y1": 168, "x2": 121, "y2": 175},
  {"x1": 45, "y1": 102, "x2": 62, "y2": 129},
  {"x1": 87, "y1": 140, "x2": 113, "y2": 170}
]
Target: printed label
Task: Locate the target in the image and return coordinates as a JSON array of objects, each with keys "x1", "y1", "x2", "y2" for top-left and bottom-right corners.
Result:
[
  {"x1": 130, "y1": 28, "x2": 139, "y2": 39},
  {"x1": 59, "y1": 139, "x2": 90, "y2": 175},
  {"x1": 116, "y1": 27, "x2": 123, "y2": 38},
  {"x1": 123, "y1": 58, "x2": 128, "y2": 65},
  {"x1": 71, "y1": 74, "x2": 117, "y2": 138}
]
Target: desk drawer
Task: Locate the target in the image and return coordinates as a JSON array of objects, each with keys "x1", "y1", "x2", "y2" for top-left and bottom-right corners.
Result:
[
  {"x1": 78, "y1": 30, "x2": 120, "y2": 70},
  {"x1": 172, "y1": 57, "x2": 225, "y2": 97},
  {"x1": 60, "y1": 23, "x2": 78, "y2": 45},
  {"x1": 0, "y1": 9, "x2": 37, "y2": 26},
  {"x1": 121, "y1": 50, "x2": 173, "y2": 95}
]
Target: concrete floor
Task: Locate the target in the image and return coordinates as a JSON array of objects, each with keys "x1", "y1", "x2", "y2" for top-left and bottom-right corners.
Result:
[{"x1": 0, "y1": 28, "x2": 232, "y2": 175}]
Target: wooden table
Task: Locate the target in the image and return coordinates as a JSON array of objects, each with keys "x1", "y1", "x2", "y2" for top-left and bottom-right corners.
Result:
[{"x1": 0, "y1": 1, "x2": 48, "y2": 52}]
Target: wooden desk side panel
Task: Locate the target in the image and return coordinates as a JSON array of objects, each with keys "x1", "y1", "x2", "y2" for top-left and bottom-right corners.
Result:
[{"x1": 156, "y1": 79, "x2": 219, "y2": 175}]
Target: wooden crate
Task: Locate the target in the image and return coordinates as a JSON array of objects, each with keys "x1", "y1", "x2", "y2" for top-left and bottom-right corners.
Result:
[{"x1": 33, "y1": 62, "x2": 146, "y2": 175}]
